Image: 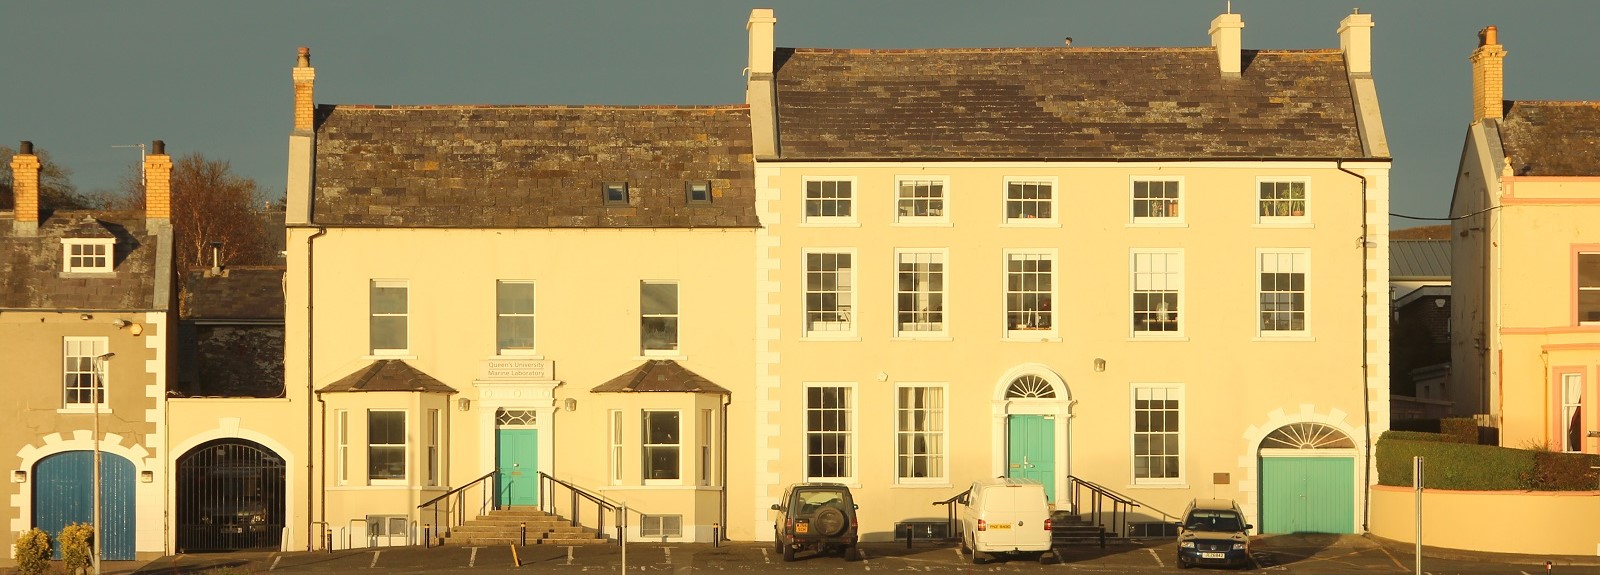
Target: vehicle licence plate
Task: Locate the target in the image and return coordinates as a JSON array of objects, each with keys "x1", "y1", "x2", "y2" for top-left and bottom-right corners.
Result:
[
  {"x1": 795, "y1": 523, "x2": 809, "y2": 534},
  {"x1": 1201, "y1": 552, "x2": 1226, "y2": 559},
  {"x1": 990, "y1": 523, "x2": 1011, "y2": 530}
]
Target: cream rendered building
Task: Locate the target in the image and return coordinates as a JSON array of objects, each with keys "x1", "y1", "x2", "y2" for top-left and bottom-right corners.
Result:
[
  {"x1": 1451, "y1": 27, "x2": 1600, "y2": 453},
  {"x1": 281, "y1": 49, "x2": 758, "y2": 545},
  {"x1": 743, "y1": 9, "x2": 1391, "y2": 538}
]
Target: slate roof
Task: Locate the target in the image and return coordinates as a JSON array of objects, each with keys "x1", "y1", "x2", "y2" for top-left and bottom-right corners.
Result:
[
  {"x1": 591, "y1": 360, "x2": 731, "y2": 395},
  {"x1": 312, "y1": 106, "x2": 757, "y2": 228},
  {"x1": 0, "y1": 210, "x2": 167, "y2": 310},
  {"x1": 771, "y1": 47, "x2": 1371, "y2": 160},
  {"x1": 1498, "y1": 101, "x2": 1600, "y2": 176},
  {"x1": 318, "y1": 359, "x2": 457, "y2": 394},
  {"x1": 1390, "y1": 240, "x2": 1451, "y2": 281},
  {"x1": 183, "y1": 266, "x2": 285, "y2": 320}
]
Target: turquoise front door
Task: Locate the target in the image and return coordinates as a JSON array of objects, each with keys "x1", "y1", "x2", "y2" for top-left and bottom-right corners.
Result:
[
  {"x1": 1259, "y1": 456, "x2": 1355, "y2": 534},
  {"x1": 1007, "y1": 415, "x2": 1056, "y2": 502},
  {"x1": 34, "y1": 451, "x2": 136, "y2": 560},
  {"x1": 496, "y1": 429, "x2": 539, "y2": 507}
]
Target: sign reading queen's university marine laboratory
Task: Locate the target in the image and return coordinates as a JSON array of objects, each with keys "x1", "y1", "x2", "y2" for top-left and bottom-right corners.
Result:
[{"x1": 477, "y1": 357, "x2": 554, "y2": 381}]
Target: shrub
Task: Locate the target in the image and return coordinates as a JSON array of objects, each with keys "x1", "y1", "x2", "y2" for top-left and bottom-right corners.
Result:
[
  {"x1": 59, "y1": 522, "x2": 93, "y2": 574},
  {"x1": 1375, "y1": 438, "x2": 1534, "y2": 489},
  {"x1": 1440, "y1": 418, "x2": 1479, "y2": 444},
  {"x1": 12, "y1": 528, "x2": 51, "y2": 575},
  {"x1": 1378, "y1": 430, "x2": 1457, "y2": 443},
  {"x1": 1527, "y1": 451, "x2": 1600, "y2": 491}
]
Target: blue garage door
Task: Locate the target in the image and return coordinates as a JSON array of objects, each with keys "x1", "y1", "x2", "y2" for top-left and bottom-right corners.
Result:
[{"x1": 34, "y1": 451, "x2": 136, "y2": 560}]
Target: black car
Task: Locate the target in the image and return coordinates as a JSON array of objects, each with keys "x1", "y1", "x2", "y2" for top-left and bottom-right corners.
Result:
[
  {"x1": 771, "y1": 482, "x2": 860, "y2": 561},
  {"x1": 1176, "y1": 499, "x2": 1252, "y2": 569}
]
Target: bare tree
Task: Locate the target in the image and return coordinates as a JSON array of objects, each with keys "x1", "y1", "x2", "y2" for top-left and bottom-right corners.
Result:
[{"x1": 0, "y1": 144, "x2": 92, "y2": 210}]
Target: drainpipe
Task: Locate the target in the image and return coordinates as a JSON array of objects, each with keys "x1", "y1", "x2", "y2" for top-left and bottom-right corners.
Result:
[
  {"x1": 1337, "y1": 161, "x2": 1373, "y2": 533},
  {"x1": 719, "y1": 393, "x2": 731, "y2": 542},
  {"x1": 306, "y1": 226, "x2": 327, "y2": 551}
]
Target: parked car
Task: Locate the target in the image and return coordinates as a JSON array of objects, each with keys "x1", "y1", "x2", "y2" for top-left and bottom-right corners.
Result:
[
  {"x1": 957, "y1": 477, "x2": 1053, "y2": 564},
  {"x1": 772, "y1": 483, "x2": 859, "y2": 561},
  {"x1": 1176, "y1": 498, "x2": 1252, "y2": 569}
]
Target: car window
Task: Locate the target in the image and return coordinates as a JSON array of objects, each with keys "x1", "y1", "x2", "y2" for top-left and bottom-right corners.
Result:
[
  {"x1": 1184, "y1": 510, "x2": 1243, "y2": 532},
  {"x1": 797, "y1": 490, "x2": 847, "y2": 512}
]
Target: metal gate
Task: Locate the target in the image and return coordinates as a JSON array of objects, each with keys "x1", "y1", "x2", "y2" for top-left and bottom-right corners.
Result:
[
  {"x1": 176, "y1": 439, "x2": 286, "y2": 552},
  {"x1": 33, "y1": 451, "x2": 136, "y2": 560}
]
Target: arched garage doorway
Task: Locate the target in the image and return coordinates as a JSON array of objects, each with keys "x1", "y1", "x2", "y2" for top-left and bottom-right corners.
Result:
[
  {"x1": 33, "y1": 451, "x2": 136, "y2": 560},
  {"x1": 177, "y1": 439, "x2": 286, "y2": 552},
  {"x1": 1257, "y1": 423, "x2": 1357, "y2": 534}
]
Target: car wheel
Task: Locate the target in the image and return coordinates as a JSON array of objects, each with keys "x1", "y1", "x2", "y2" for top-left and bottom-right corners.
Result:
[
  {"x1": 845, "y1": 544, "x2": 861, "y2": 561},
  {"x1": 1177, "y1": 557, "x2": 1191, "y2": 569},
  {"x1": 959, "y1": 535, "x2": 970, "y2": 554},
  {"x1": 814, "y1": 507, "x2": 847, "y2": 536},
  {"x1": 782, "y1": 543, "x2": 796, "y2": 562},
  {"x1": 1038, "y1": 551, "x2": 1055, "y2": 565}
]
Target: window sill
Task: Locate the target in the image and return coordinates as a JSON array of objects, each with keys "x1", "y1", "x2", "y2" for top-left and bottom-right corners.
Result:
[
  {"x1": 59, "y1": 271, "x2": 116, "y2": 278},
  {"x1": 634, "y1": 354, "x2": 688, "y2": 361},
  {"x1": 892, "y1": 335, "x2": 952, "y2": 342},
  {"x1": 803, "y1": 480, "x2": 861, "y2": 489},
  {"x1": 1253, "y1": 222, "x2": 1314, "y2": 229},
  {"x1": 1125, "y1": 483, "x2": 1190, "y2": 490},
  {"x1": 1126, "y1": 221, "x2": 1188, "y2": 228},
  {"x1": 1128, "y1": 335, "x2": 1189, "y2": 342},
  {"x1": 801, "y1": 336, "x2": 861, "y2": 342},
  {"x1": 1001, "y1": 221, "x2": 1061, "y2": 229},
  {"x1": 892, "y1": 482, "x2": 953, "y2": 489},
  {"x1": 891, "y1": 220, "x2": 953, "y2": 228},
  {"x1": 364, "y1": 354, "x2": 417, "y2": 360},
  {"x1": 496, "y1": 350, "x2": 543, "y2": 357},
  {"x1": 800, "y1": 221, "x2": 860, "y2": 228},
  {"x1": 1005, "y1": 331, "x2": 1061, "y2": 342},
  {"x1": 57, "y1": 407, "x2": 110, "y2": 415},
  {"x1": 1253, "y1": 335, "x2": 1315, "y2": 342}
]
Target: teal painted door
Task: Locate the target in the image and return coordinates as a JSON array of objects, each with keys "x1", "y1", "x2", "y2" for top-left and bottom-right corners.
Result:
[
  {"x1": 496, "y1": 429, "x2": 539, "y2": 507},
  {"x1": 1007, "y1": 415, "x2": 1056, "y2": 502},
  {"x1": 34, "y1": 451, "x2": 136, "y2": 560},
  {"x1": 1259, "y1": 457, "x2": 1355, "y2": 534}
]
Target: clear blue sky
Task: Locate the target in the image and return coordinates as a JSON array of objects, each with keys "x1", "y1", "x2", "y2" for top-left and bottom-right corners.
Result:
[{"x1": 4, "y1": 1, "x2": 1598, "y2": 229}]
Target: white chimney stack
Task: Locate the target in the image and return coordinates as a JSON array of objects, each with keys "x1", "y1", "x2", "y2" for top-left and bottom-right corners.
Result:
[
  {"x1": 1339, "y1": 11, "x2": 1374, "y2": 76},
  {"x1": 1209, "y1": 12, "x2": 1244, "y2": 77}
]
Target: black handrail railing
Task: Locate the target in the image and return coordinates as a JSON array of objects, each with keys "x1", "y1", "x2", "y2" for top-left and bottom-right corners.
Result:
[
  {"x1": 537, "y1": 472, "x2": 621, "y2": 542},
  {"x1": 1066, "y1": 475, "x2": 1180, "y2": 538},
  {"x1": 417, "y1": 471, "x2": 498, "y2": 542},
  {"x1": 930, "y1": 488, "x2": 971, "y2": 541}
]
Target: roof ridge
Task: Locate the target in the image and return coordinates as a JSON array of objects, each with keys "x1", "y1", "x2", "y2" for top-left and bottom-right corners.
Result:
[
  {"x1": 1509, "y1": 100, "x2": 1600, "y2": 107},
  {"x1": 318, "y1": 103, "x2": 750, "y2": 111},
  {"x1": 783, "y1": 46, "x2": 1343, "y2": 54}
]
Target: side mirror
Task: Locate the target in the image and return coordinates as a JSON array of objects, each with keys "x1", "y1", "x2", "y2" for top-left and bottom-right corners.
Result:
[
  {"x1": 770, "y1": 504, "x2": 781, "y2": 511},
  {"x1": 853, "y1": 504, "x2": 859, "y2": 510},
  {"x1": 1245, "y1": 524, "x2": 1254, "y2": 531}
]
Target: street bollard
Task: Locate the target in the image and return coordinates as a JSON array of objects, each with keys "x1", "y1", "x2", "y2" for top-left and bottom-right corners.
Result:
[
  {"x1": 1546, "y1": 560, "x2": 1553, "y2": 575},
  {"x1": 713, "y1": 523, "x2": 720, "y2": 547},
  {"x1": 424, "y1": 524, "x2": 431, "y2": 549},
  {"x1": 521, "y1": 522, "x2": 527, "y2": 546},
  {"x1": 905, "y1": 524, "x2": 914, "y2": 549},
  {"x1": 325, "y1": 529, "x2": 333, "y2": 554}
]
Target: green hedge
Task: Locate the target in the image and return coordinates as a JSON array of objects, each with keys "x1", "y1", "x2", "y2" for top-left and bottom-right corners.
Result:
[
  {"x1": 1376, "y1": 436, "x2": 1600, "y2": 490},
  {"x1": 1378, "y1": 430, "x2": 1459, "y2": 443},
  {"x1": 1440, "y1": 418, "x2": 1479, "y2": 444},
  {"x1": 1528, "y1": 451, "x2": 1600, "y2": 490}
]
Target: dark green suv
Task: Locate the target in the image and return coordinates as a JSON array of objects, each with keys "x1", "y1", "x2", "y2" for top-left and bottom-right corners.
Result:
[{"x1": 771, "y1": 483, "x2": 860, "y2": 561}]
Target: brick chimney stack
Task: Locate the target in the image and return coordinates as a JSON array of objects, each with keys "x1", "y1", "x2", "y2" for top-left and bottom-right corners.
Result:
[
  {"x1": 286, "y1": 47, "x2": 318, "y2": 225},
  {"x1": 145, "y1": 140, "x2": 172, "y2": 221},
  {"x1": 10, "y1": 140, "x2": 41, "y2": 235},
  {"x1": 1470, "y1": 26, "x2": 1506, "y2": 123},
  {"x1": 293, "y1": 46, "x2": 316, "y2": 133},
  {"x1": 1209, "y1": 11, "x2": 1244, "y2": 77}
]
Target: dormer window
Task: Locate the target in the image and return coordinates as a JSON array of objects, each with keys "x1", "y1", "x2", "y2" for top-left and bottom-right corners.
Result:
[{"x1": 62, "y1": 239, "x2": 114, "y2": 273}]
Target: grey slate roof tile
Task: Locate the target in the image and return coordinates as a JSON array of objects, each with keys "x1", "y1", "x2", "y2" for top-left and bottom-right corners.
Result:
[
  {"x1": 318, "y1": 359, "x2": 456, "y2": 394},
  {"x1": 1499, "y1": 101, "x2": 1600, "y2": 176},
  {"x1": 591, "y1": 360, "x2": 731, "y2": 395},
  {"x1": 0, "y1": 211, "x2": 164, "y2": 310},
  {"x1": 184, "y1": 266, "x2": 285, "y2": 320}
]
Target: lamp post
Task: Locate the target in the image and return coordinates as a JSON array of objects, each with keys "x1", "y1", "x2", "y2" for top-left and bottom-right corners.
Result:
[{"x1": 92, "y1": 352, "x2": 114, "y2": 575}]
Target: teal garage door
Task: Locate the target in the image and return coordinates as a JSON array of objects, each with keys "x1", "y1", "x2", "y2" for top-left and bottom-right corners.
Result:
[
  {"x1": 1259, "y1": 456, "x2": 1354, "y2": 534},
  {"x1": 34, "y1": 451, "x2": 136, "y2": 560}
]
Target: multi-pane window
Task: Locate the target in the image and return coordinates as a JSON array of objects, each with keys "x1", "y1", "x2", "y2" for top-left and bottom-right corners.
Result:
[
  {"x1": 496, "y1": 281, "x2": 536, "y2": 353},
  {"x1": 1561, "y1": 373, "x2": 1584, "y2": 453},
  {"x1": 1133, "y1": 387, "x2": 1182, "y2": 483},
  {"x1": 603, "y1": 182, "x2": 629, "y2": 205},
  {"x1": 804, "y1": 179, "x2": 853, "y2": 222},
  {"x1": 368, "y1": 411, "x2": 407, "y2": 482},
  {"x1": 1580, "y1": 252, "x2": 1600, "y2": 324},
  {"x1": 336, "y1": 410, "x2": 349, "y2": 485},
  {"x1": 699, "y1": 409, "x2": 713, "y2": 485},
  {"x1": 1259, "y1": 180, "x2": 1308, "y2": 219},
  {"x1": 1131, "y1": 179, "x2": 1181, "y2": 222},
  {"x1": 896, "y1": 385, "x2": 946, "y2": 482},
  {"x1": 642, "y1": 410, "x2": 680, "y2": 482},
  {"x1": 1132, "y1": 251, "x2": 1183, "y2": 335},
  {"x1": 805, "y1": 385, "x2": 854, "y2": 481},
  {"x1": 804, "y1": 252, "x2": 854, "y2": 336},
  {"x1": 62, "y1": 239, "x2": 113, "y2": 273},
  {"x1": 426, "y1": 409, "x2": 440, "y2": 486},
  {"x1": 1259, "y1": 251, "x2": 1308, "y2": 334},
  {"x1": 609, "y1": 410, "x2": 624, "y2": 485},
  {"x1": 896, "y1": 178, "x2": 946, "y2": 222},
  {"x1": 62, "y1": 337, "x2": 108, "y2": 407},
  {"x1": 641, "y1": 282, "x2": 679, "y2": 354},
  {"x1": 1005, "y1": 180, "x2": 1054, "y2": 222},
  {"x1": 370, "y1": 280, "x2": 409, "y2": 354},
  {"x1": 1005, "y1": 252, "x2": 1054, "y2": 334},
  {"x1": 895, "y1": 251, "x2": 946, "y2": 336},
  {"x1": 640, "y1": 515, "x2": 683, "y2": 538}
]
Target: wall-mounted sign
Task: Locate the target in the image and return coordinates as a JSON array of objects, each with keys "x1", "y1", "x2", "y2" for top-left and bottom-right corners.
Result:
[{"x1": 479, "y1": 358, "x2": 553, "y2": 381}]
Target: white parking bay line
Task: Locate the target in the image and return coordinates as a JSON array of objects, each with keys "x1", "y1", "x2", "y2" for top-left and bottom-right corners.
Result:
[
  {"x1": 468, "y1": 547, "x2": 481, "y2": 567},
  {"x1": 369, "y1": 550, "x2": 381, "y2": 569},
  {"x1": 760, "y1": 548, "x2": 771, "y2": 564},
  {"x1": 952, "y1": 547, "x2": 965, "y2": 561},
  {"x1": 567, "y1": 546, "x2": 576, "y2": 565},
  {"x1": 663, "y1": 546, "x2": 674, "y2": 564},
  {"x1": 1145, "y1": 548, "x2": 1165, "y2": 567},
  {"x1": 270, "y1": 556, "x2": 282, "y2": 571}
]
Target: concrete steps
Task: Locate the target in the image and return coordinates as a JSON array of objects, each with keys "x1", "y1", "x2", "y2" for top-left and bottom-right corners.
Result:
[{"x1": 441, "y1": 507, "x2": 608, "y2": 546}]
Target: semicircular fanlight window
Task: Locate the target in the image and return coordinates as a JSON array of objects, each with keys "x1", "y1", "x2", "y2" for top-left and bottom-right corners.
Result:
[
  {"x1": 1260, "y1": 422, "x2": 1354, "y2": 449},
  {"x1": 1005, "y1": 375, "x2": 1056, "y2": 399}
]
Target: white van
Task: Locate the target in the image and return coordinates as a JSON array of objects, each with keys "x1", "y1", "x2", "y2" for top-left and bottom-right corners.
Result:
[{"x1": 958, "y1": 477, "x2": 1053, "y2": 563}]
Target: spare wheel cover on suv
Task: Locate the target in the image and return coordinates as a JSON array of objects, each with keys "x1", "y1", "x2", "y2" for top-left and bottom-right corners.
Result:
[{"x1": 814, "y1": 506, "x2": 848, "y2": 536}]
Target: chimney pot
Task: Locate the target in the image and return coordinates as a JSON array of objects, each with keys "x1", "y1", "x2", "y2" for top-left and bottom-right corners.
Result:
[
  {"x1": 1479, "y1": 26, "x2": 1497, "y2": 47},
  {"x1": 152, "y1": 140, "x2": 165, "y2": 154},
  {"x1": 297, "y1": 46, "x2": 311, "y2": 67},
  {"x1": 18, "y1": 141, "x2": 32, "y2": 154},
  {"x1": 1063, "y1": 37, "x2": 1073, "y2": 47}
]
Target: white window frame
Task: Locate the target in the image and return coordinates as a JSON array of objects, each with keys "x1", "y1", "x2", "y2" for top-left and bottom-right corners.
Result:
[
  {"x1": 1579, "y1": 252, "x2": 1600, "y2": 325},
  {"x1": 425, "y1": 408, "x2": 440, "y2": 486},
  {"x1": 370, "y1": 279, "x2": 410, "y2": 356},
  {"x1": 893, "y1": 176, "x2": 950, "y2": 225},
  {"x1": 1002, "y1": 177, "x2": 1059, "y2": 226},
  {"x1": 895, "y1": 383, "x2": 948, "y2": 484},
  {"x1": 367, "y1": 410, "x2": 408, "y2": 485},
  {"x1": 609, "y1": 410, "x2": 624, "y2": 485},
  {"x1": 496, "y1": 280, "x2": 537, "y2": 355},
  {"x1": 1130, "y1": 385, "x2": 1185, "y2": 486},
  {"x1": 1130, "y1": 177, "x2": 1184, "y2": 225},
  {"x1": 893, "y1": 249, "x2": 948, "y2": 338},
  {"x1": 640, "y1": 281, "x2": 680, "y2": 356},
  {"x1": 61, "y1": 238, "x2": 115, "y2": 273},
  {"x1": 1257, "y1": 249, "x2": 1310, "y2": 337},
  {"x1": 803, "y1": 383, "x2": 857, "y2": 483},
  {"x1": 1003, "y1": 249, "x2": 1058, "y2": 339},
  {"x1": 1560, "y1": 372, "x2": 1584, "y2": 453},
  {"x1": 802, "y1": 177, "x2": 858, "y2": 226},
  {"x1": 802, "y1": 249, "x2": 857, "y2": 338},
  {"x1": 62, "y1": 336, "x2": 109, "y2": 410},
  {"x1": 699, "y1": 409, "x2": 714, "y2": 486},
  {"x1": 1257, "y1": 178, "x2": 1310, "y2": 224},
  {"x1": 336, "y1": 410, "x2": 349, "y2": 485},
  {"x1": 642, "y1": 409, "x2": 682, "y2": 485},
  {"x1": 1131, "y1": 249, "x2": 1185, "y2": 338}
]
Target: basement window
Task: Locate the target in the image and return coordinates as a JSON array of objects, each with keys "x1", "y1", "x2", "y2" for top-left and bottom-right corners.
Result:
[{"x1": 639, "y1": 515, "x2": 682, "y2": 538}]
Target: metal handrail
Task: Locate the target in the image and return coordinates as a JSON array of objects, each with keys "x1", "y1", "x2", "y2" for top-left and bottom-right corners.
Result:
[
  {"x1": 537, "y1": 472, "x2": 621, "y2": 542},
  {"x1": 930, "y1": 488, "x2": 971, "y2": 541},
  {"x1": 417, "y1": 471, "x2": 498, "y2": 541},
  {"x1": 1066, "y1": 475, "x2": 1180, "y2": 538}
]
